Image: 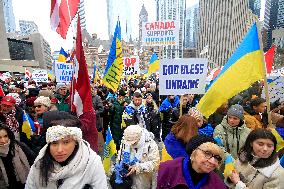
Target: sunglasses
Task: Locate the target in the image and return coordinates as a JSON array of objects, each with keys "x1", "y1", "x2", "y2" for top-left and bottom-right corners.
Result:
[
  {"x1": 197, "y1": 148, "x2": 222, "y2": 163},
  {"x1": 34, "y1": 105, "x2": 43, "y2": 108}
]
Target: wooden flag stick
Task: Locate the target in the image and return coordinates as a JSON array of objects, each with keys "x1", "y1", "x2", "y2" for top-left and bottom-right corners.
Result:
[
  {"x1": 256, "y1": 19, "x2": 272, "y2": 128},
  {"x1": 180, "y1": 95, "x2": 183, "y2": 118}
]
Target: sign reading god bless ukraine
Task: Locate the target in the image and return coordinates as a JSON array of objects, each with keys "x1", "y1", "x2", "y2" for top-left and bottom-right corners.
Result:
[
  {"x1": 159, "y1": 59, "x2": 208, "y2": 95},
  {"x1": 142, "y1": 21, "x2": 179, "y2": 46},
  {"x1": 55, "y1": 62, "x2": 74, "y2": 83}
]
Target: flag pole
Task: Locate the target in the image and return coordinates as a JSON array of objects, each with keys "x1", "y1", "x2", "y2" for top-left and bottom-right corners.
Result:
[
  {"x1": 255, "y1": 18, "x2": 272, "y2": 128},
  {"x1": 180, "y1": 95, "x2": 183, "y2": 118}
]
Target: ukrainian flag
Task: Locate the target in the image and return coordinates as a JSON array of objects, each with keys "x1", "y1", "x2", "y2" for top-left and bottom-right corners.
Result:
[
  {"x1": 93, "y1": 64, "x2": 97, "y2": 84},
  {"x1": 147, "y1": 52, "x2": 159, "y2": 76},
  {"x1": 103, "y1": 127, "x2": 117, "y2": 175},
  {"x1": 271, "y1": 129, "x2": 284, "y2": 152},
  {"x1": 223, "y1": 155, "x2": 235, "y2": 178},
  {"x1": 22, "y1": 111, "x2": 35, "y2": 140},
  {"x1": 102, "y1": 21, "x2": 123, "y2": 91},
  {"x1": 161, "y1": 144, "x2": 173, "y2": 162},
  {"x1": 197, "y1": 23, "x2": 265, "y2": 118},
  {"x1": 58, "y1": 47, "x2": 68, "y2": 63}
]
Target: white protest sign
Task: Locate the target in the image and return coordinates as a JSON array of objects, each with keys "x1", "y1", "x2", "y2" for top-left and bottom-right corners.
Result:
[
  {"x1": 123, "y1": 56, "x2": 140, "y2": 76},
  {"x1": 32, "y1": 70, "x2": 48, "y2": 82},
  {"x1": 142, "y1": 20, "x2": 179, "y2": 46},
  {"x1": 261, "y1": 76, "x2": 284, "y2": 103},
  {"x1": 159, "y1": 59, "x2": 208, "y2": 95},
  {"x1": 55, "y1": 62, "x2": 74, "y2": 83}
]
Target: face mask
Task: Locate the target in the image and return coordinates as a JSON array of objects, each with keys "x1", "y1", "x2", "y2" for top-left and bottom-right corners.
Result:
[{"x1": 169, "y1": 99, "x2": 174, "y2": 103}]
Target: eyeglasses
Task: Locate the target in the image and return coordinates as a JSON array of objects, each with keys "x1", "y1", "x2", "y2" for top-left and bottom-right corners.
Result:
[{"x1": 197, "y1": 148, "x2": 222, "y2": 163}]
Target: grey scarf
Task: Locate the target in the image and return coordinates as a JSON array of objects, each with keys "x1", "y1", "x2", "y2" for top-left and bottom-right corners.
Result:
[
  {"x1": 0, "y1": 140, "x2": 10, "y2": 157},
  {"x1": 0, "y1": 143, "x2": 30, "y2": 186}
]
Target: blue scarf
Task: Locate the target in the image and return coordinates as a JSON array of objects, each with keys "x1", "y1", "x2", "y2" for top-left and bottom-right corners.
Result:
[{"x1": 182, "y1": 157, "x2": 208, "y2": 189}]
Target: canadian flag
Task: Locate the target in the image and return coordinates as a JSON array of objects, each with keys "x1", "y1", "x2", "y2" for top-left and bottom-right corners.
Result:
[
  {"x1": 50, "y1": 0, "x2": 80, "y2": 39},
  {"x1": 25, "y1": 68, "x2": 32, "y2": 80},
  {"x1": 70, "y1": 16, "x2": 93, "y2": 117},
  {"x1": 265, "y1": 45, "x2": 276, "y2": 74}
]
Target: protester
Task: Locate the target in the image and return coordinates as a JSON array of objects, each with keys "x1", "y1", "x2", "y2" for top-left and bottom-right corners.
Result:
[
  {"x1": 0, "y1": 96, "x2": 24, "y2": 141},
  {"x1": 227, "y1": 129, "x2": 284, "y2": 189},
  {"x1": 157, "y1": 135, "x2": 226, "y2": 189},
  {"x1": 214, "y1": 104, "x2": 251, "y2": 159},
  {"x1": 244, "y1": 97, "x2": 268, "y2": 129},
  {"x1": 108, "y1": 89, "x2": 128, "y2": 150},
  {"x1": 113, "y1": 125, "x2": 159, "y2": 189},
  {"x1": 159, "y1": 95, "x2": 180, "y2": 140},
  {"x1": 38, "y1": 82, "x2": 54, "y2": 99},
  {"x1": 163, "y1": 115, "x2": 199, "y2": 161},
  {"x1": 121, "y1": 92, "x2": 147, "y2": 128},
  {"x1": 91, "y1": 86, "x2": 104, "y2": 131},
  {"x1": 52, "y1": 83, "x2": 70, "y2": 112},
  {"x1": 144, "y1": 93, "x2": 161, "y2": 141},
  {"x1": 208, "y1": 101, "x2": 228, "y2": 128},
  {"x1": 33, "y1": 96, "x2": 52, "y2": 130},
  {"x1": 187, "y1": 107, "x2": 214, "y2": 137},
  {"x1": 25, "y1": 125, "x2": 107, "y2": 188},
  {"x1": 0, "y1": 123, "x2": 35, "y2": 189}
]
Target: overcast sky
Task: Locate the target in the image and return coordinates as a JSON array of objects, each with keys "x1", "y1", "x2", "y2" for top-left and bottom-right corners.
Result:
[{"x1": 13, "y1": 0, "x2": 264, "y2": 52}]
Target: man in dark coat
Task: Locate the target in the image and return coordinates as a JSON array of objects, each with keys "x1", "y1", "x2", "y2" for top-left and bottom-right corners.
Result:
[{"x1": 109, "y1": 89, "x2": 127, "y2": 150}]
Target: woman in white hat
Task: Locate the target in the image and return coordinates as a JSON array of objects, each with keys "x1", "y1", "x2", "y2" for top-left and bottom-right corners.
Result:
[
  {"x1": 25, "y1": 125, "x2": 107, "y2": 189},
  {"x1": 112, "y1": 125, "x2": 160, "y2": 189}
]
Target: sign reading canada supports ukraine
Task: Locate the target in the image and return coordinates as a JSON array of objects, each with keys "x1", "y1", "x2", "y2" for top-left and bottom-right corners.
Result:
[
  {"x1": 159, "y1": 59, "x2": 208, "y2": 95},
  {"x1": 142, "y1": 21, "x2": 179, "y2": 46},
  {"x1": 55, "y1": 62, "x2": 74, "y2": 83},
  {"x1": 123, "y1": 56, "x2": 140, "y2": 76}
]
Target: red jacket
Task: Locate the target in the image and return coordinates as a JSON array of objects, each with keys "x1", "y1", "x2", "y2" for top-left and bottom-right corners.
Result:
[{"x1": 79, "y1": 109, "x2": 98, "y2": 152}]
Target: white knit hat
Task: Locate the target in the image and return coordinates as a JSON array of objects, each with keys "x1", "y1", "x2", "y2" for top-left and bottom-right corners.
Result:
[
  {"x1": 188, "y1": 107, "x2": 203, "y2": 120},
  {"x1": 123, "y1": 125, "x2": 143, "y2": 145},
  {"x1": 46, "y1": 125, "x2": 82, "y2": 143},
  {"x1": 56, "y1": 83, "x2": 67, "y2": 91},
  {"x1": 34, "y1": 96, "x2": 51, "y2": 108}
]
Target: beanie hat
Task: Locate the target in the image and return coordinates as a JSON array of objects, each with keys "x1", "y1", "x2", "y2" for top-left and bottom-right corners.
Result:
[
  {"x1": 26, "y1": 96, "x2": 37, "y2": 107},
  {"x1": 188, "y1": 107, "x2": 203, "y2": 120},
  {"x1": 6, "y1": 93, "x2": 21, "y2": 105},
  {"x1": 56, "y1": 83, "x2": 67, "y2": 91},
  {"x1": 42, "y1": 111, "x2": 81, "y2": 133},
  {"x1": 123, "y1": 125, "x2": 143, "y2": 145},
  {"x1": 1, "y1": 96, "x2": 16, "y2": 106},
  {"x1": 186, "y1": 135, "x2": 215, "y2": 156},
  {"x1": 227, "y1": 104, "x2": 244, "y2": 120},
  {"x1": 46, "y1": 125, "x2": 82, "y2": 143},
  {"x1": 34, "y1": 96, "x2": 51, "y2": 108}
]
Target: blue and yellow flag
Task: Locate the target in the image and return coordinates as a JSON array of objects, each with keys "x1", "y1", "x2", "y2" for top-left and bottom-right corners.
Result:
[
  {"x1": 58, "y1": 47, "x2": 68, "y2": 62},
  {"x1": 22, "y1": 111, "x2": 35, "y2": 140},
  {"x1": 197, "y1": 23, "x2": 265, "y2": 118},
  {"x1": 103, "y1": 127, "x2": 117, "y2": 175},
  {"x1": 224, "y1": 155, "x2": 235, "y2": 178},
  {"x1": 147, "y1": 52, "x2": 159, "y2": 76},
  {"x1": 161, "y1": 144, "x2": 173, "y2": 162},
  {"x1": 102, "y1": 21, "x2": 123, "y2": 91},
  {"x1": 93, "y1": 64, "x2": 98, "y2": 84},
  {"x1": 271, "y1": 129, "x2": 284, "y2": 152}
]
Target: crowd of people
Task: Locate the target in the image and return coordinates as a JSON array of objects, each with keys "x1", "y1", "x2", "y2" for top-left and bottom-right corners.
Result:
[{"x1": 0, "y1": 75, "x2": 283, "y2": 189}]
